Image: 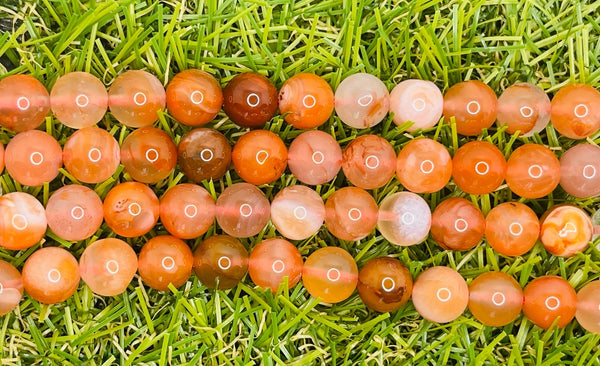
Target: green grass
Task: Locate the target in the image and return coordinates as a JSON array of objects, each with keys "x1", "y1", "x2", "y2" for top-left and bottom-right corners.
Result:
[{"x1": 1, "y1": 0, "x2": 600, "y2": 364}]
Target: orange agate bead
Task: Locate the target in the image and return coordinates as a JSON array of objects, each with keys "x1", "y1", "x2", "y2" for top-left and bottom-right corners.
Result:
[
  {"x1": 496, "y1": 83, "x2": 551, "y2": 136},
  {"x1": 232, "y1": 130, "x2": 287, "y2": 185},
  {"x1": 357, "y1": 257, "x2": 413, "y2": 313},
  {"x1": 485, "y1": 202, "x2": 539, "y2": 256},
  {"x1": 523, "y1": 276, "x2": 576, "y2": 329},
  {"x1": 50, "y1": 72, "x2": 108, "y2": 129},
  {"x1": 550, "y1": 84, "x2": 600, "y2": 139},
  {"x1": 160, "y1": 184, "x2": 215, "y2": 239},
  {"x1": 576, "y1": 281, "x2": 600, "y2": 333},
  {"x1": 468, "y1": 271, "x2": 523, "y2": 326},
  {"x1": 341, "y1": 134, "x2": 396, "y2": 190},
  {"x1": 452, "y1": 141, "x2": 506, "y2": 195},
  {"x1": 540, "y1": 204, "x2": 593, "y2": 257},
  {"x1": 46, "y1": 185, "x2": 104, "y2": 242},
  {"x1": 103, "y1": 182, "x2": 160, "y2": 238},
  {"x1": 4, "y1": 130, "x2": 62, "y2": 187},
  {"x1": 22, "y1": 247, "x2": 80, "y2": 304},
  {"x1": 505, "y1": 144, "x2": 560, "y2": 199},
  {"x1": 0, "y1": 74, "x2": 50, "y2": 132},
  {"x1": 303, "y1": 247, "x2": 358, "y2": 304},
  {"x1": 120, "y1": 127, "x2": 177, "y2": 184},
  {"x1": 0, "y1": 192, "x2": 47, "y2": 250},
  {"x1": 324, "y1": 187, "x2": 378, "y2": 241},
  {"x1": 412, "y1": 266, "x2": 468, "y2": 323},
  {"x1": 166, "y1": 69, "x2": 223, "y2": 127},
  {"x1": 62, "y1": 127, "x2": 120, "y2": 183},
  {"x1": 248, "y1": 238, "x2": 303, "y2": 292},
  {"x1": 0, "y1": 260, "x2": 23, "y2": 315},
  {"x1": 443, "y1": 81, "x2": 498, "y2": 136},
  {"x1": 395, "y1": 138, "x2": 452, "y2": 193},
  {"x1": 278, "y1": 73, "x2": 334, "y2": 129},
  {"x1": 430, "y1": 197, "x2": 485, "y2": 251},
  {"x1": 287, "y1": 130, "x2": 342, "y2": 185},
  {"x1": 138, "y1": 235, "x2": 194, "y2": 291}
]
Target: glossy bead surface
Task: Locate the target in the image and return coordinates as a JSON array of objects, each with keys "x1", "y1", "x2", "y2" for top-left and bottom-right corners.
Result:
[
  {"x1": 396, "y1": 138, "x2": 452, "y2": 193},
  {"x1": 108, "y1": 70, "x2": 166, "y2": 128},
  {"x1": 497, "y1": 83, "x2": 550, "y2": 136},
  {"x1": 523, "y1": 276, "x2": 576, "y2": 329},
  {"x1": 160, "y1": 184, "x2": 215, "y2": 239},
  {"x1": 166, "y1": 69, "x2": 223, "y2": 126},
  {"x1": 303, "y1": 247, "x2": 358, "y2": 304},
  {"x1": 324, "y1": 187, "x2": 378, "y2": 241},
  {"x1": 215, "y1": 183, "x2": 270, "y2": 238},
  {"x1": 79, "y1": 238, "x2": 138, "y2": 296},
  {"x1": 287, "y1": 130, "x2": 342, "y2": 185},
  {"x1": 270, "y1": 185, "x2": 325, "y2": 240},
  {"x1": 0, "y1": 192, "x2": 47, "y2": 250},
  {"x1": 485, "y1": 202, "x2": 539, "y2": 256},
  {"x1": 0, "y1": 74, "x2": 50, "y2": 132},
  {"x1": 412, "y1": 266, "x2": 468, "y2": 323},
  {"x1": 468, "y1": 271, "x2": 523, "y2": 326},
  {"x1": 430, "y1": 197, "x2": 485, "y2": 251},
  {"x1": 177, "y1": 128, "x2": 231, "y2": 183},
  {"x1": 138, "y1": 235, "x2": 194, "y2": 291},
  {"x1": 335, "y1": 73, "x2": 390, "y2": 129},
  {"x1": 505, "y1": 144, "x2": 560, "y2": 199},
  {"x1": 121, "y1": 127, "x2": 177, "y2": 183},
  {"x1": 341, "y1": 134, "x2": 396, "y2": 190},
  {"x1": 4, "y1": 130, "x2": 62, "y2": 186},
  {"x1": 50, "y1": 72, "x2": 108, "y2": 128},
  {"x1": 540, "y1": 204, "x2": 593, "y2": 257},
  {"x1": 389, "y1": 79, "x2": 443, "y2": 131},
  {"x1": 22, "y1": 247, "x2": 80, "y2": 304},
  {"x1": 377, "y1": 192, "x2": 431, "y2": 246},
  {"x1": 248, "y1": 238, "x2": 303, "y2": 292},
  {"x1": 278, "y1": 73, "x2": 334, "y2": 129},
  {"x1": 63, "y1": 127, "x2": 120, "y2": 183},
  {"x1": 576, "y1": 281, "x2": 600, "y2": 333},
  {"x1": 103, "y1": 182, "x2": 160, "y2": 237},
  {"x1": 193, "y1": 235, "x2": 248, "y2": 290},
  {"x1": 46, "y1": 185, "x2": 104, "y2": 241},
  {"x1": 222, "y1": 72, "x2": 278, "y2": 128},
  {"x1": 232, "y1": 130, "x2": 287, "y2": 185},
  {"x1": 357, "y1": 257, "x2": 412, "y2": 313},
  {"x1": 0, "y1": 260, "x2": 23, "y2": 315},
  {"x1": 550, "y1": 84, "x2": 600, "y2": 139},
  {"x1": 559, "y1": 144, "x2": 600, "y2": 198},
  {"x1": 443, "y1": 81, "x2": 498, "y2": 136},
  {"x1": 452, "y1": 141, "x2": 506, "y2": 195}
]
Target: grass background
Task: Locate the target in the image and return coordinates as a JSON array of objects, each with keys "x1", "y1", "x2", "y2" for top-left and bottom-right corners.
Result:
[{"x1": 1, "y1": 0, "x2": 600, "y2": 364}]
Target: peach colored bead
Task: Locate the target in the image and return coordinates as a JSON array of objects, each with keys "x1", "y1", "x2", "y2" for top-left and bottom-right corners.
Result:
[
  {"x1": 46, "y1": 185, "x2": 104, "y2": 241},
  {"x1": 4, "y1": 130, "x2": 62, "y2": 187},
  {"x1": 22, "y1": 247, "x2": 80, "y2": 304},
  {"x1": 287, "y1": 130, "x2": 342, "y2": 185},
  {"x1": 270, "y1": 185, "x2": 325, "y2": 240},
  {"x1": 389, "y1": 79, "x2": 443, "y2": 131},
  {"x1": 324, "y1": 187, "x2": 378, "y2": 241},
  {"x1": 50, "y1": 72, "x2": 108, "y2": 129},
  {"x1": 341, "y1": 135, "x2": 396, "y2": 190},
  {"x1": 497, "y1": 83, "x2": 550, "y2": 136},
  {"x1": 377, "y1": 192, "x2": 431, "y2": 246},
  {"x1": 160, "y1": 184, "x2": 215, "y2": 239},
  {"x1": 559, "y1": 144, "x2": 600, "y2": 199},
  {"x1": 396, "y1": 138, "x2": 452, "y2": 193},
  {"x1": 468, "y1": 271, "x2": 523, "y2": 327},
  {"x1": 412, "y1": 266, "x2": 468, "y2": 323},
  {"x1": 0, "y1": 260, "x2": 23, "y2": 315},
  {"x1": 63, "y1": 127, "x2": 120, "y2": 183},
  {"x1": 215, "y1": 183, "x2": 270, "y2": 238},
  {"x1": 576, "y1": 281, "x2": 600, "y2": 333},
  {"x1": 0, "y1": 192, "x2": 47, "y2": 250},
  {"x1": 540, "y1": 204, "x2": 593, "y2": 257},
  {"x1": 248, "y1": 238, "x2": 303, "y2": 292},
  {"x1": 335, "y1": 73, "x2": 390, "y2": 129}
]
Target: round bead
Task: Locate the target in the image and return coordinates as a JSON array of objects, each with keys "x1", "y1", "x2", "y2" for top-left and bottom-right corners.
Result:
[
  {"x1": 193, "y1": 235, "x2": 248, "y2": 290},
  {"x1": 22, "y1": 247, "x2": 80, "y2": 304},
  {"x1": 334, "y1": 73, "x2": 390, "y2": 129},
  {"x1": 4, "y1": 130, "x2": 62, "y2": 187},
  {"x1": 160, "y1": 184, "x2": 215, "y2": 239},
  {"x1": 443, "y1": 80, "x2": 498, "y2": 136},
  {"x1": 287, "y1": 130, "x2": 342, "y2": 185},
  {"x1": 103, "y1": 182, "x2": 160, "y2": 238},
  {"x1": 0, "y1": 192, "x2": 47, "y2": 250},
  {"x1": 576, "y1": 281, "x2": 600, "y2": 333},
  {"x1": 559, "y1": 144, "x2": 600, "y2": 198},
  {"x1": 303, "y1": 247, "x2": 358, "y2": 304},
  {"x1": 232, "y1": 130, "x2": 287, "y2": 185},
  {"x1": 108, "y1": 70, "x2": 166, "y2": 128},
  {"x1": 341, "y1": 134, "x2": 396, "y2": 190},
  {"x1": 324, "y1": 187, "x2": 378, "y2": 241},
  {"x1": 120, "y1": 127, "x2": 177, "y2": 183},
  {"x1": 222, "y1": 72, "x2": 278, "y2": 128},
  {"x1": 248, "y1": 238, "x2": 303, "y2": 292},
  {"x1": 412, "y1": 266, "x2": 468, "y2": 323},
  {"x1": 357, "y1": 257, "x2": 413, "y2": 313},
  {"x1": 523, "y1": 276, "x2": 576, "y2": 329},
  {"x1": 0, "y1": 260, "x2": 23, "y2": 315},
  {"x1": 452, "y1": 141, "x2": 506, "y2": 195},
  {"x1": 138, "y1": 235, "x2": 194, "y2": 291},
  {"x1": 63, "y1": 127, "x2": 120, "y2": 183},
  {"x1": 505, "y1": 144, "x2": 560, "y2": 199},
  {"x1": 0, "y1": 74, "x2": 50, "y2": 132},
  {"x1": 485, "y1": 202, "x2": 539, "y2": 256},
  {"x1": 50, "y1": 71, "x2": 108, "y2": 128},
  {"x1": 540, "y1": 204, "x2": 593, "y2": 257},
  {"x1": 215, "y1": 183, "x2": 270, "y2": 238},
  {"x1": 278, "y1": 73, "x2": 334, "y2": 129},
  {"x1": 389, "y1": 79, "x2": 443, "y2": 131},
  {"x1": 166, "y1": 69, "x2": 223, "y2": 126},
  {"x1": 270, "y1": 185, "x2": 325, "y2": 240},
  {"x1": 396, "y1": 138, "x2": 452, "y2": 193},
  {"x1": 496, "y1": 83, "x2": 550, "y2": 136},
  {"x1": 79, "y1": 238, "x2": 138, "y2": 296},
  {"x1": 430, "y1": 197, "x2": 485, "y2": 251},
  {"x1": 177, "y1": 128, "x2": 231, "y2": 183},
  {"x1": 46, "y1": 185, "x2": 104, "y2": 241},
  {"x1": 377, "y1": 192, "x2": 431, "y2": 246},
  {"x1": 550, "y1": 84, "x2": 600, "y2": 139},
  {"x1": 468, "y1": 271, "x2": 523, "y2": 327}
]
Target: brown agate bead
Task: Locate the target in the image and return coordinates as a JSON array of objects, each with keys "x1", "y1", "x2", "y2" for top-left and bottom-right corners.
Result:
[
  {"x1": 193, "y1": 235, "x2": 249, "y2": 290},
  {"x1": 177, "y1": 128, "x2": 232, "y2": 183},
  {"x1": 357, "y1": 257, "x2": 413, "y2": 313},
  {"x1": 120, "y1": 127, "x2": 177, "y2": 184},
  {"x1": 222, "y1": 72, "x2": 278, "y2": 128},
  {"x1": 138, "y1": 235, "x2": 194, "y2": 291}
]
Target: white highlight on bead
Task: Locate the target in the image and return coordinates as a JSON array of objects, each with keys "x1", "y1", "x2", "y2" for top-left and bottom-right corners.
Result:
[
  {"x1": 436, "y1": 287, "x2": 451, "y2": 302},
  {"x1": 454, "y1": 218, "x2": 468, "y2": 232},
  {"x1": 293, "y1": 206, "x2": 307, "y2": 220},
  {"x1": 327, "y1": 268, "x2": 341, "y2": 282},
  {"x1": 239, "y1": 203, "x2": 253, "y2": 217},
  {"x1": 128, "y1": 202, "x2": 142, "y2": 216},
  {"x1": 190, "y1": 90, "x2": 204, "y2": 105},
  {"x1": 162, "y1": 256, "x2": 175, "y2": 270},
  {"x1": 492, "y1": 292, "x2": 506, "y2": 306},
  {"x1": 17, "y1": 96, "x2": 30, "y2": 111},
  {"x1": 70, "y1": 206, "x2": 85, "y2": 220},
  {"x1": 348, "y1": 208, "x2": 362, "y2": 221},
  {"x1": 200, "y1": 148, "x2": 213, "y2": 162},
  {"x1": 0, "y1": 283, "x2": 3, "y2": 295},
  {"x1": 29, "y1": 152, "x2": 44, "y2": 166},
  {"x1": 134, "y1": 92, "x2": 147, "y2": 106},
  {"x1": 184, "y1": 204, "x2": 197, "y2": 218},
  {"x1": 88, "y1": 148, "x2": 102, "y2": 162},
  {"x1": 106, "y1": 260, "x2": 119, "y2": 274},
  {"x1": 48, "y1": 269, "x2": 61, "y2": 283},
  {"x1": 272, "y1": 260, "x2": 285, "y2": 274},
  {"x1": 247, "y1": 93, "x2": 260, "y2": 107},
  {"x1": 302, "y1": 95, "x2": 316, "y2": 108},
  {"x1": 401, "y1": 212, "x2": 415, "y2": 225},
  {"x1": 381, "y1": 277, "x2": 395, "y2": 292},
  {"x1": 509, "y1": 222, "x2": 523, "y2": 236},
  {"x1": 76, "y1": 94, "x2": 89, "y2": 107},
  {"x1": 545, "y1": 296, "x2": 560, "y2": 310},
  {"x1": 520, "y1": 106, "x2": 534, "y2": 118},
  {"x1": 11, "y1": 214, "x2": 28, "y2": 230},
  {"x1": 145, "y1": 148, "x2": 159, "y2": 163},
  {"x1": 357, "y1": 94, "x2": 373, "y2": 107},
  {"x1": 466, "y1": 101, "x2": 481, "y2": 115},
  {"x1": 255, "y1": 150, "x2": 269, "y2": 165},
  {"x1": 218, "y1": 256, "x2": 231, "y2": 270},
  {"x1": 365, "y1": 155, "x2": 380, "y2": 169},
  {"x1": 475, "y1": 161, "x2": 490, "y2": 175},
  {"x1": 583, "y1": 165, "x2": 596, "y2": 179},
  {"x1": 412, "y1": 98, "x2": 426, "y2": 112},
  {"x1": 311, "y1": 151, "x2": 324, "y2": 165},
  {"x1": 420, "y1": 160, "x2": 434, "y2": 174},
  {"x1": 558, "y1": 222, "x2": 577, "y2": 238},
  {"x1": 528, "y1": 164, "x2": 543, "y2": 179},
  {"x1": 574, "y1": 104, "x2": 589, "y2": 118}
]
